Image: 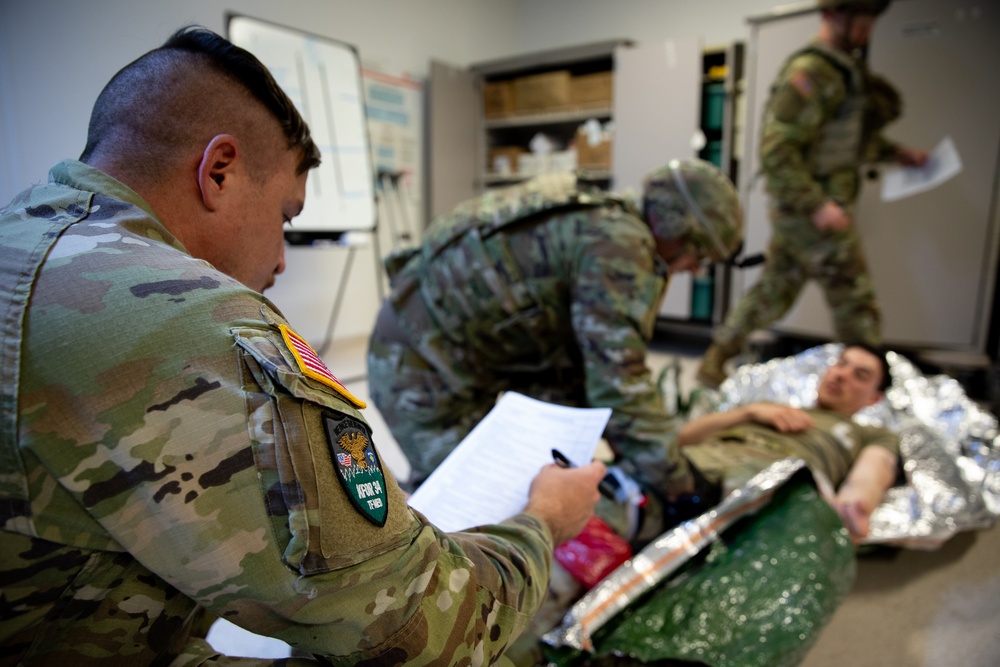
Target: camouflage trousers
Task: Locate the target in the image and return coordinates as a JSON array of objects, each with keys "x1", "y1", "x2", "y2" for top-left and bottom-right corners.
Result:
[
  {"x1": 682, "y1": 440, "x2": 786, "y2": 499},
  {"x1": 713, "y1": 207, "x2": 881, "y2": 348}
]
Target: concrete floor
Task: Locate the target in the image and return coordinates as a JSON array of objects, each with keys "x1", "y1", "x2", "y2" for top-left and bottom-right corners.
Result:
[{"x1": 801, "y1": 521, "x2": 1000, "y2": 666}]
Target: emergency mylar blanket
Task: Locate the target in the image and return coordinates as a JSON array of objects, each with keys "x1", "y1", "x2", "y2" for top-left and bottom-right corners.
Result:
[
  {"x1": 705, "y1": 344, "x2": 999, "y2": 549},
  {"x1": 542, "y1": 345, "x2": 998, "y2": 664}
]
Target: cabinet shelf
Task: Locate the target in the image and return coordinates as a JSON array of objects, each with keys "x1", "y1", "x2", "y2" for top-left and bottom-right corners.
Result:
[
  {"x1": 484, "y1": 106, "x2": 613, "y2": 129},
  {"x1": 480, "y1": 168, "x2": 612, "y2": 186}
]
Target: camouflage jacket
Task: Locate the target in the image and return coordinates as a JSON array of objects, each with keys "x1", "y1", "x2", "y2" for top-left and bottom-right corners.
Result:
[
  {"x1": 385, "y1": 174, "x2": 688, "y2": 492},
  {"x1": 0, "y1": 161, "x2": 553, "y2": 665},
  {"x1": 760, "y1": 39, "x2": 903, "y2": 215}
]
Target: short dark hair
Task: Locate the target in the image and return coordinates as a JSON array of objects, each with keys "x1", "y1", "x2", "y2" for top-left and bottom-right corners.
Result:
[
  {"x1": 845, "y1": 342, "x2": 892, "y2": 392},
  {"x1": 81, "y1": 26, "x2": 321, "y2": 175}
]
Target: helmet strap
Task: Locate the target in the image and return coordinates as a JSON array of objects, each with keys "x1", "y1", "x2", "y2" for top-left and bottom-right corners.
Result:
[{"x1": 668, "y1": 161, "x2": 729, "y2": 260}]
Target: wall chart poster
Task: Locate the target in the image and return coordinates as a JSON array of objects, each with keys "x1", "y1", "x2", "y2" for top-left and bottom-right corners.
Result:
[{"x1": 362, "y1": 67, "x2": 424, "y2": 232}]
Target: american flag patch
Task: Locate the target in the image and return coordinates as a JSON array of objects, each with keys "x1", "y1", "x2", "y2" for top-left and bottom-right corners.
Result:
[
  {"x1": 337, "y1": 452, "x2": 353, "y2": 467},
  {"x1": 279, "y1": 324, "x2": 367, "y2": 408},
  {"x1": 790, "y1": 70, "x2": 814, "y2": 98}
]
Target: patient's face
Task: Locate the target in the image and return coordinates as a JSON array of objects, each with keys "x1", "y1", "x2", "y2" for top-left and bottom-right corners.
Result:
[{"x1": 816, "y1": 347, "x2": 883, "y2": 416}]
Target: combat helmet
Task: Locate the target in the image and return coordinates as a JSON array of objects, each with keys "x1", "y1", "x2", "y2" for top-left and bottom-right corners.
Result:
[
  {"x1": 817, "y1": 0, "x2": 891, "y2": 14},
  {"x1": 642, "y1": 158, "x2": 743, "y2": 264}
]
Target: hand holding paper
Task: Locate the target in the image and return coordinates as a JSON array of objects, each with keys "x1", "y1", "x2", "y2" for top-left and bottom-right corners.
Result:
[
  {"x1": 407, "y1": 392, "x2": 611, "y2": 534},
  {"x1": 881, "y1": 136, "x2": 962, "y2": 202}
]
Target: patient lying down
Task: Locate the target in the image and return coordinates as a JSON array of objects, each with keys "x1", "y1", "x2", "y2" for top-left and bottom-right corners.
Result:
[
  {"x1": 675, "y1": 343, "x2": 898, "y2": 542},
  {"x1": 540, "y1": 342, "x2": 998, "y2": 665}
]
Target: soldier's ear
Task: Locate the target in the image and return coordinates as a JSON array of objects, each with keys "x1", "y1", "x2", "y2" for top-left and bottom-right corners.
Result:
[
  {"x1": 197, "y1": 134, "x2": 241, "y2": 212},
  {"x1": 654, "y1": 237, "x2": 686, "y2": 263}
]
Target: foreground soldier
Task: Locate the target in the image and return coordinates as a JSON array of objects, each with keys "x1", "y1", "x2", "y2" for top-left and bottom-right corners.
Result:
[
  {"x1": 368, "y1": 159, "x2": 742, "y2": 528},
  {"x1": 698, "y1": 0, "x2": 928, "y2": 387},
  {"x1": 0, "y1": 27, "x2": 605, "y2": 665}
]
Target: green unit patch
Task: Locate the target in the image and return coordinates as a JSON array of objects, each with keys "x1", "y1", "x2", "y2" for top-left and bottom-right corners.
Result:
[{"x1": 323, "y1": 413, "x2": 388, "y2": 526}]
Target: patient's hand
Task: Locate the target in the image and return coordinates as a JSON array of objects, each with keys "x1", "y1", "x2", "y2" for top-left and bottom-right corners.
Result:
[
  {"x1": 679, "y1": 402, "x2": 817, "y2": 446},
  {"x1": 832, "y1": 495, "x2": 874, "y2": 543},
  {"x1": 833, "y1": 446, "x2": 898, "y2": 543},
  {"x1": 746, "y1": 403, "x2": 816, "y2": 433}
]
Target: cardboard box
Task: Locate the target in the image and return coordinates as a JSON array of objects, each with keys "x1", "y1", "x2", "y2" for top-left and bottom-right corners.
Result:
[
  {"x1": 513, "y1": 70, "x2": 572, "y2": 113},
  {"x1": 575, "y1": 129, "x2": 612, "y2": 169},
  {"x1": 550, "y1": 149, "x2": 578, "y2": 173},
  {"x1": 571, "y1": 72, "x2": 613, "y2": 107},
  {"x1": 518, "y1": 153, "x2": 548, "y2": 176},
  {"x1": 488, "y1": 146, "x2": 525, "y2": 175},
  {"x1": 483, "y1": 81, "x2": 514, "y2": 118}
]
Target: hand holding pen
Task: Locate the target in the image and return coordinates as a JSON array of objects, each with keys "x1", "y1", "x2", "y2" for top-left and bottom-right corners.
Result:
[
  {"x1": 552, "y1": 448, "x2": 618, "y2": 500},
  {"x1": 525, "y1": 453, "x2": 606, "y2": 545}
]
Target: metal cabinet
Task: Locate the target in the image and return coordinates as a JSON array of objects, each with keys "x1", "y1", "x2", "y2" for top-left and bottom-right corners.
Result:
[{"x1": 426, "y1": 37, "x2": 744, "y2": 327}]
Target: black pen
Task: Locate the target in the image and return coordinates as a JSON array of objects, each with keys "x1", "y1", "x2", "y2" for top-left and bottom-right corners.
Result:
[{"x1": 551, "y1": 448, "x2": 617, "y2": 500}]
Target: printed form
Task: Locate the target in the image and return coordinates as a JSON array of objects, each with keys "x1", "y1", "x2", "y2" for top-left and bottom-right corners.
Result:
[
  {"x1": 881, "y1": 136, "x2": 962, "y2": 202},
  {"x1": 407, "y1": 392, "x2": 610, "y2": 533}
]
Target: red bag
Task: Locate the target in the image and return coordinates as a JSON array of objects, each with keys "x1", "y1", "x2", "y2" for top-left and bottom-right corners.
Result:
[{"x1": 554, "y1": 515, "x2": 633, "y2": 589}]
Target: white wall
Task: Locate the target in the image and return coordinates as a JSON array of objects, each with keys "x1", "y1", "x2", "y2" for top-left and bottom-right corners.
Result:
[
  {"x1": 0, "y1": 0, "x2": 521, "y2": 344},
  {"x1": 0, "y1": 0, "x2": 783, "y2": 347},
  {"x1": 0, "y1": 0, "x2": 524, "y2": 202},
  {"x1": 513, "y1": 0, "x2": 792, "y2": 53}
]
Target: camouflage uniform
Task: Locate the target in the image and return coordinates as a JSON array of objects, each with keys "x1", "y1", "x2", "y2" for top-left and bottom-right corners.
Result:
[
  {"x1": 0, "y1": 160, "x2": 556, "y2": 666},
  {"x1": 367, "y1": 173, "x2": 689, "y2": 496},
  {"x1": 712, "y1": 40, "x2": 905, "y2": 351},
  {"x1": 683, "y1": 405, "x2": 899, "y2": 498}
]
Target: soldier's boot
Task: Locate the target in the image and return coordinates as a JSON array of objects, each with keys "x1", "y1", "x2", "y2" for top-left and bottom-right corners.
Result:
[{"x1": 696, "y1": 340, "x2": 741, "y2": 388}]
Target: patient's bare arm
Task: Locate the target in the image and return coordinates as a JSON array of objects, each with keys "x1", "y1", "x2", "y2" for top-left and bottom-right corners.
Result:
[{"x1": 833, "y1": 446, "x2": 898, "y2": 541}]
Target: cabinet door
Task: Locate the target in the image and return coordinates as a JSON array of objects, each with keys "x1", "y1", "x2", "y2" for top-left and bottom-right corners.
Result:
[
  {"x1": 736, "y1": 1, "x2": 1000, "y2": 352},
  {"x1": 613, "y1": 38, "x2": 702, "y2": 319},
  {"x1": 427, "y1": 60, "x2": 479, "y2": 223}
]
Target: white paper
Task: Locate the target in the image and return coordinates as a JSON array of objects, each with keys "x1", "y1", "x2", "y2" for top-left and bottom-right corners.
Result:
[
  {"x1": 881, "y1": 136, "x2": 962, "y2": 202},
  {"x1": 206, "y1": 618, "x2": 292, "y2": 658},
  {"x1": 407, "y1": 392, "x2": 611, "y2": 533}
]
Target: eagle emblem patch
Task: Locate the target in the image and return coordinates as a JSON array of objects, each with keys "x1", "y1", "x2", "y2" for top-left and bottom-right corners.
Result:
[{"x1": 323, "y1": 413, "x2": 387, "y2": 526}]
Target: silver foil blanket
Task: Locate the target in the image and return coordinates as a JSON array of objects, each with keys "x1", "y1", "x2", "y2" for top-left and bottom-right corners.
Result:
[
  {"x1": 544, "y1": 344, "x2": 999, "y2": 652},
  {"x1": 701, "y1": 343, "x2": 999, "y2": 549}
]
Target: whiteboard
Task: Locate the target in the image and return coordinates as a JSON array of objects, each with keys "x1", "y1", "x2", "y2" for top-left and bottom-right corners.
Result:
[{"x1": 228, "y1": 15, "x2": 376, "y2": 241}]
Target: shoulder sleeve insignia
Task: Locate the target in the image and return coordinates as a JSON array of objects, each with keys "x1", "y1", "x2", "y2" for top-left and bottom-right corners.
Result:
[
  {"x1": 323, "y1": 412, "x2": 388, "y2": 526},
  {"x1": 790, "y1": 70, "x2": 815, "y2": 98},
  {"x1": 279, "y1": 324, "x2": 366, "y2": 408}
]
